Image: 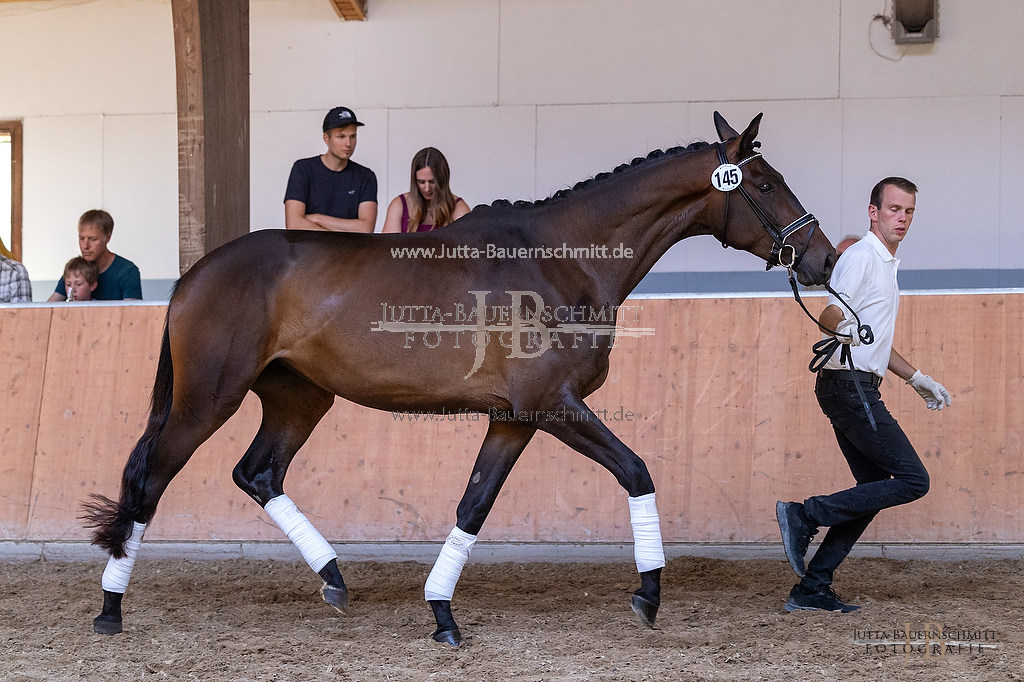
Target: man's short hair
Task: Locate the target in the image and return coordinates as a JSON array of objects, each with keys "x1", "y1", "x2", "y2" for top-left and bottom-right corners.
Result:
[
  {"x1": 78, "y1": 209, "x2": 114, "y2": 237},
  {"x1": 870, "y1": 177, "x2": 918, "y2": 209}
]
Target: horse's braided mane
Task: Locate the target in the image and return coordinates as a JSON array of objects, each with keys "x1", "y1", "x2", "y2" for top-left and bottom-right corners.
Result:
[{"x1": 487, "y1": 140, "x2": 712, "y2": 210}]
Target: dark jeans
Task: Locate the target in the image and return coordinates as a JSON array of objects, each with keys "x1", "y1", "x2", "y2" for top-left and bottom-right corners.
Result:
[{"x1": 802, "y1": 372, "x2": 930, "y2": 591}]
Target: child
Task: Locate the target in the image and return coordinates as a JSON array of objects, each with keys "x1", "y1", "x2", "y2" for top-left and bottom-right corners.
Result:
[{"x1": 63, "y1": 256, "x2": 99, "y2": 302}]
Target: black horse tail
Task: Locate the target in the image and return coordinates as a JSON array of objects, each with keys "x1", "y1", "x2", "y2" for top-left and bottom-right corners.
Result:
[{"x1": 81, "y1": 319, "x2": 174, "y2": 559}]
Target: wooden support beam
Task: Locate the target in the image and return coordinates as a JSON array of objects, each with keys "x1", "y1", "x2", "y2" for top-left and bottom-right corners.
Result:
[
  {"x1": 329, "y1": 0, "x2": 367, "y2": 21},
  {"x1": 171, "y1": 0, "x2": 250, "y2": 275}
]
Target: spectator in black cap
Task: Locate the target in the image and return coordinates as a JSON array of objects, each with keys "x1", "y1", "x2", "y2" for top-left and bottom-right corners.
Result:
[{"x1": 284, "y1": 106, "x2": 378, "y2": 233}]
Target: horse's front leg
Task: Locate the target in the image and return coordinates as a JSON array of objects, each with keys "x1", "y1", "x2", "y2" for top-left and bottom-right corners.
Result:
[
  {"x1": 539, "y1": 395, "x2": 665, "y2": 628},
  {"x1": 425, "y1": 420, "x2": 536, "y2": 646},
  {"x1": 233, "y1": 365, "x2": 346, "y2": 611}
]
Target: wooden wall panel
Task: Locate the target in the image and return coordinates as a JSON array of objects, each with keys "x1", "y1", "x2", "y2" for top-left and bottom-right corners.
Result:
[
  {"x1": 3, "y1": 294, "x2": 1022, "y2": 545},
  {"x1": 0, "y1": 307, "x2": 50, "y2": 539},
  {"x1": 26, "y1": 305, "x2": 166, "y2": 540}
]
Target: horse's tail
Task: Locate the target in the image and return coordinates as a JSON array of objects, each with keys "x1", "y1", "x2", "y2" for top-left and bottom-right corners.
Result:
[{"x1": 81, "y1": 317, "x2": 174, "y2": 559}]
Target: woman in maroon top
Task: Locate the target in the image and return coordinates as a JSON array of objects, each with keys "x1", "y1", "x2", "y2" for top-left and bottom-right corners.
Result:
[{"x1": 382, "y1": 147, "x2": 471, "y2": 233}]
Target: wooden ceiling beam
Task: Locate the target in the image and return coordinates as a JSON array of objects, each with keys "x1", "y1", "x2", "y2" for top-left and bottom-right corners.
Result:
[{"x1": 329, "y1": 0, "x2": 367, "y2": 21}]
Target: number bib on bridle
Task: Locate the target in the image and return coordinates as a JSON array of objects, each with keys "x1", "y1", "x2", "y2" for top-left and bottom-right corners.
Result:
[{"x1": 711, "y1": 163, "x2": 743, "y2": 192}]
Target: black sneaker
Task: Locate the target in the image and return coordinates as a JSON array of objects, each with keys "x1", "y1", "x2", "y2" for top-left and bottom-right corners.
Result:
[
  {"x1": 776, "y1": 501, "x2": 817, "y2": 578},
  {"x1": 784, "y1": 584, "x2": 861, "y2": 613}
]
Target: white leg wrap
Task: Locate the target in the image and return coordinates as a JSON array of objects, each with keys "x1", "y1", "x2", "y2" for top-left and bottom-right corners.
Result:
[
  {"x1": 629, "y1": 493, "x2": 666, "y2": 573},
  {"x1": 101, "y1": 521, "x2": 146, "y2": 594},
  {"x1": 424, "y1": 526, "x2": 477, "y2": 602},
  {"x1": 264, "y1": 494, "x2": 337, "y2": 573}
]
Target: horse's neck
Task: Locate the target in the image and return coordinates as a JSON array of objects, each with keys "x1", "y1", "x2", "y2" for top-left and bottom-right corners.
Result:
[{"x1": 536, "y1": 157, "x2": 715, "y2": 304}]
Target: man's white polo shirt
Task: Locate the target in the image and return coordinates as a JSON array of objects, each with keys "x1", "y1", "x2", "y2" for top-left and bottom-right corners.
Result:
[{"x1": 822, "y1": 230, "x2": 900, "y2": 377}]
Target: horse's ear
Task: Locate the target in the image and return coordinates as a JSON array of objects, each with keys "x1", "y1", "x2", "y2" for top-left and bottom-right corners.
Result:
[
  {"x1": 738, "y1": 113, "x2": 764, "y2": 153},
  {"x1": 713, "y1": 111, "x2": 740, "y2": 141}
]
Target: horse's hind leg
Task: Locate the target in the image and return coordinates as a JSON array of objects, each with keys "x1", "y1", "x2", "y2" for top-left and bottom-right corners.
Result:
[
  {"x1": 538, "y1": 395, "x2": 665, "y2": 629},
  {"x1": 425, "y1": 421, "x2": 536, "y2": 646},
  {"x1": 90, "y1": 385, "x2": 251, "y2": 634},
  {"x1": 231, "y1": 361, "x2": 346, "y2": 611},
  {"x1": 84, "y1": 312, "x2": 273, "y2": 635}
]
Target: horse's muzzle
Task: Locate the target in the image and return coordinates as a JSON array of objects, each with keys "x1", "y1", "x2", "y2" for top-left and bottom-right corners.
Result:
[{"x1": 795, "y1": 248, "x2": 836, "y2": 287}]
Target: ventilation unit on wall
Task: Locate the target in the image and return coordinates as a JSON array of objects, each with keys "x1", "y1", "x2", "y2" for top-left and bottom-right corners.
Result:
[{"x1": 891, "y1": 0, "x2": 938, "y2": 44}]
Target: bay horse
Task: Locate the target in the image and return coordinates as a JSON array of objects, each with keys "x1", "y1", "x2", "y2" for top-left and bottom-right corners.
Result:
[{"x1": 83, "y1": 113, "x2": 837, "y2": 645}]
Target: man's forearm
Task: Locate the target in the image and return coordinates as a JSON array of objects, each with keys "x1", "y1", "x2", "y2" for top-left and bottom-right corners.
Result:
[
  {"x1": 887, "y1": 348, "x2": 915, "y2": 381},
  {"x1": 819, "y1": 304, "x2": 845, "y2": 334},
  {"x1": 308, "y1": 214, "x2": 373, "y2": 233},
  {"x1": 285, "y1": 213, "x2": 328, "y2": 230}
]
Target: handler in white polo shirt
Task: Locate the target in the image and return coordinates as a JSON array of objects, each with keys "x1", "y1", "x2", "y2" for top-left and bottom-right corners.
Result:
[{"x1": 776, "y1": 176, "x2": 952, "y2": 613}]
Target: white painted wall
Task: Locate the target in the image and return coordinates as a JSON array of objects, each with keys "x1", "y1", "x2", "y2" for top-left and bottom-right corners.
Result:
[{"x1": 1, "y1": 0, "x2": 1022, "y2": 297}]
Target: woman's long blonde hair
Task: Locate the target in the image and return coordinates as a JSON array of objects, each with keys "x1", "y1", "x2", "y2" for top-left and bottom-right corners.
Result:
[
  {"x1": 0, "y1": 235, "x2": 15, "y2": 260},
  {"x1": 406, "y1": 147, "x2": 458, "y2": 232}
]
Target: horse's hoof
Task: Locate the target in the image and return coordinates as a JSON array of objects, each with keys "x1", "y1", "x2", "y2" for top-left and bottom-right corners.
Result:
[
  {"x1": 630, "y1": 594, "x2": 659, "y2": 629},
  {"x1": 431, "y1": 626, "x2": 463, "y2": 647},
  {"x1": 93, "y1": 614, "x2": 123, "y2": 635},
  {"x1": 320, "y1": 583, "x2": 349, "y2": 614}
]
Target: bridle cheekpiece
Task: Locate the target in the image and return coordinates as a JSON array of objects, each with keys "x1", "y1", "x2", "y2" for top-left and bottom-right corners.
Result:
[{"x1": 714, "y1": 141, "x2": 820, "y2": 272}]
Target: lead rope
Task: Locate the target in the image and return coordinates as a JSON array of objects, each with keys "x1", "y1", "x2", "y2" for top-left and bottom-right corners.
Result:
[{"x1": 786, "y1": 269, "x2": 878, "y2": 431}]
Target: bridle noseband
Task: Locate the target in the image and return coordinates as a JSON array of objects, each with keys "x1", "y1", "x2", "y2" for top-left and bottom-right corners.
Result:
[{"x1": 715, "y1": 142, "x2": 819, "y2": 272}]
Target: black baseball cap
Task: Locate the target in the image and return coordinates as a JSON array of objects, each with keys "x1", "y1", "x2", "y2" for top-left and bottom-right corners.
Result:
[{"x1": 323, "y1": 106, "x2": 364, "y2": 132}]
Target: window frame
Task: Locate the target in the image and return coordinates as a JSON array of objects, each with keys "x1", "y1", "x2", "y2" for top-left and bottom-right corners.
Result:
[{"x1": 1, "y1": 120, "x2": 23, "y2": 261}]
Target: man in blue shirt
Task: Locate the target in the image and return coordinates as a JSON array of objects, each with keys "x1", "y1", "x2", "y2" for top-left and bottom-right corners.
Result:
[
  {"x1": 284, "y1": 106, "x2": 377, "y2": 233},
  {"x1": 48, "y1": 209, "x2": 142, "y2": 301}
]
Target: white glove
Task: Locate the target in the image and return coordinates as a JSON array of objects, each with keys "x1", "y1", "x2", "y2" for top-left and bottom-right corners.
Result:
[
  {"x1": 907, "y1": 370, "x2": 951, "y2": 410},
  {"x1": 834, "y1": 318, "x2": 861, "y2": 347}
]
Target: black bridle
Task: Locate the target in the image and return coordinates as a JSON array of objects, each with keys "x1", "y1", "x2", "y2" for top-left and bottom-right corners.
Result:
[
  {"x1": 715, "y1": 142, "x2": 819, "y2": 272},
  {"x1": 713, "y1": 141, "x2": 870, "y2": 342},
  {"x1": 714, "y1": 141, "x2": 878, "y2": 429}
]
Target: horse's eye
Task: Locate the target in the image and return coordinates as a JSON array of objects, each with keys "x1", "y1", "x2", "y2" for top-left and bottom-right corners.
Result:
[{"x1": 758, "y1": 182, "x2": 773, "y2": 193}]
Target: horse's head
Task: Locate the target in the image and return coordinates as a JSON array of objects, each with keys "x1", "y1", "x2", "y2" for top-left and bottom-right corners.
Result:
[{"x1": 710, "y1": 112, "x2": 836, "y2": 286}]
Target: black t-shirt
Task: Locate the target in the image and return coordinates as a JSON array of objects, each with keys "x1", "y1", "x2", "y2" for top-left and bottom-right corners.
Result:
[{"x1": 284, "y1": 157, "x2": 377, "y2": 220}]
